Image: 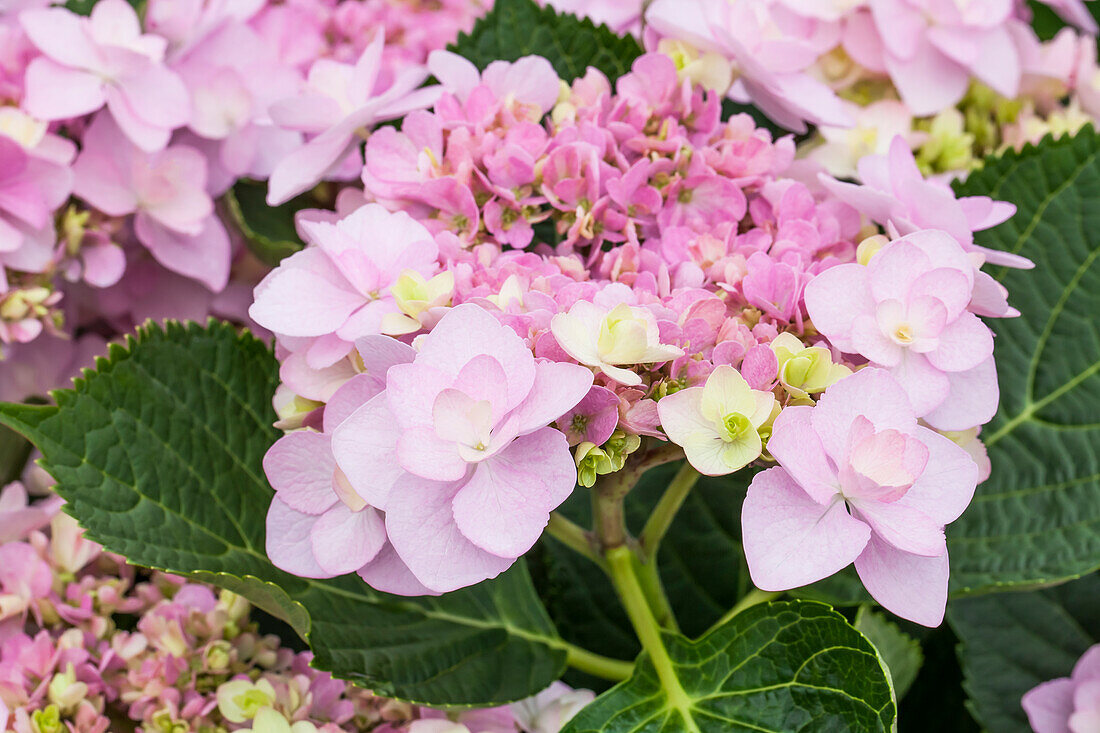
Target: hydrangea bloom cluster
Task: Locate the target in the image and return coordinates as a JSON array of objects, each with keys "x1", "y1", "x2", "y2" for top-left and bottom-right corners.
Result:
[
  {"x1": 0, "y1": 482, "x2": 591, "y2": 733},
  {"x1": 0, "y1": 0, "x2": 493, "y2": 390},
  {"x1": 254, "y1": 49, "x2": 1014, "y2": 625},
  {"x1": 644, "y1": 0, "x2": 1100, "y2": 180}
]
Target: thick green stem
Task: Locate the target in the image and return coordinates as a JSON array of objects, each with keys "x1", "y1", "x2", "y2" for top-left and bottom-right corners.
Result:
[
  {"x1": 633, "y1": 553, "x2": 680, "y2": 632},
  {"x1": 563, "y1": 642, "x2": 634, "y2": 681},
  {"x1": 707, "y1": 589, "x2": 781, "y2": 634},
  {"x1": 591, "y1": 441, "x2": 684, "y2": 550},
  {"x1": 639, "y1": 461, "x2": 699, "y2": 560},
  {"x1": 606, "y1": 546, "x2": 695, "y2": 723},
  {"x1": 545, "y1": 512, "x2": 605, "y2": 568}
]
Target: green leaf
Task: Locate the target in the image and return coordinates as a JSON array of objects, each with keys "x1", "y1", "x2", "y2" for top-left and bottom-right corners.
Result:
[
  {"x1": 562, "y1": 600, "x2": 896, "y2": 733},
  {"x1": 854, "y1": 606, "x2": 923, "y2": 700},
  {"x1": 949, "y1": 573, "x2": 1100, "y2": 732},
  {"x1": 65, "y1": 0, "x2": 143, "y2": 15},
  {"x1": 0, "y1": 321, "x2": 568, "y2": 706},
  {"x1": 0, "y1": 422, "x2": 32, "y2": 485},
  {"x1": 449, "y1": 0, "x2": 643, "y2": 83},
  {"x1": 947, "y1": 127, "x2": 1100, "y2": 593},
  {"x1": 224, "y1": 180, "x2": 310, "y2": 266}
]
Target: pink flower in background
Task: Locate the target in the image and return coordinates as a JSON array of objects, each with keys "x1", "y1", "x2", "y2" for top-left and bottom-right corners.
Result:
[
  {"x1": 805, "y1": 229, "x2": 999, "y2": 430},
  {"x1": 1023, "y1": 643, "x2": 1100, "y2": 733},
  {"x1": 331, "y1": 305, "x2": 592, "y2": 593},
  {"x1": 645, "y1": 0, "x2": 852, "y2": 132},
  {"x1": 0, "y1": 482, "x2": 60, "y2": 544},
  {"x1": 741, "y1": 368, "x2": 979, "y2": 626},
  {"x1": 266, "y1": 33, "x2": 442, "y2": 205},
  {"x1": 0, "y1": 134, "x2": 72, "y2": 277},
  {"x1": 819, "y1": 136, "x2": 1029, "y2": 269},
  {"x1": 249, "y1": 204, "x2": 441, "y2": 372},
  {"x1": 428, "y1": 50, "x2": 561, "y2": 116},
  {"x1": 856, "y1": 0, "x2": 1024, "y2": 116},
  {"x1": 19, "y1": 0, "x2": 190, "y2": 151},
  {"x1": 0, "y1": 541, "x2": 52, "y2": 641},
  {"x1": 71, "y1": 114, "x2": 230, "y2": 292}
]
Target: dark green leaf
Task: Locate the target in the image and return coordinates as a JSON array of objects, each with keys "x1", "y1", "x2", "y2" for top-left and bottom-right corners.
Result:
[
  {"x1": 562, "y1": 600, "x2": 896, "y2": 733},
  {"x1": 0, "y1": 321, "x2": 567, "y2": 706},
  {"x1": 224, "y1": 180, "x2": 310, "y2": 266},
  {"x1": 947, "y1": 127, "x2": 1100, "y2": 593},
  {"x1": 949, "y1": 574, "x2": 1100, "y2": 732},
  {"x1": 0, "y1": 423, "x2": 32, "y2": 485},
  {"x1": 449, "y1": 0, "x2": 643, "y2": 82},
  {"x1": 855, "y1": 606, "x2": 923, "y2": 699}
]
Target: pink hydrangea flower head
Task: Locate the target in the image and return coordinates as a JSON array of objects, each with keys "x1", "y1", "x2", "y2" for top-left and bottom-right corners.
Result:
[
  {"x1": 0, "y1": 541, "x2": 52, "y2": 640},
  {"x1": 551, "y1": 301, "x2": 685, "y2": 386},
  {"x1": 741, "y1": 367, "x2": 979, "y2": 626},
  {"x1": 657, "y1": 365, "x2": 777, "y2": 476},
  {"x1": 19, "y1": 0, "x2": 190, "y2": 151},
  {"x1": 331, "y1": 305, "x2": 593, "y2": 593},
  {"x1": 1023, "y1": 643, "x2": 1100, "y2": 733},
  {"x1": 645, "y1": 0, "x2": 853, "y2": 132},
  {"x1": 804, "y1": 229, "x2": 999, "y2": 430},
  {"x1": 819, "y1": 136, "x2": 1029, "y2": 268},
  {"x1": 71, "y1": 113, "x2": 230, "y2": 291},
  {"x1": 249, "y1": 204, "x2": 441, "y2": 370},
  {"x1": 266, "y1": 33, "x2": 442, "y2": 205}
]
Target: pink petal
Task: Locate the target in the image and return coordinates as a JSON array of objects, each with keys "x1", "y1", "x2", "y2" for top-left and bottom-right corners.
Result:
[
  {"x1": 105, "y1": 85, "x2": 172, "y2": 153},
  {"x1": 18, "y1": 8, "x2": 100, "y2": 69},
  {"x1": 889, "y1": 351, "x2": 951, "y2": 417},
  {"x1": 899, "y1": 426, "x2": 980, "y2": 525},
  {"x1": 329, "y1": 394, "x2": 404, "y2": 509},
  {"x1": 811, "y1": 368, "x2": 918, "y2": 463},
  {"x1": 266, "y1": 115, "x2": 363, "y2": 205},
  {"x1": 803, "y1": 263, "x2": 874, "y2": 352},
  {"x1": 1022, "y1": 679, "x2": 1075, "y2": 733},
  {"x1": 767, "y1": 405, "x2": 841, "y2": 505},
  {"x1": 414, "y1": 304, "x2": 536, "y2": 409},
  {"x1": 115, "y1": 61, "x2": 190, "y2": 130},
  {"x1": 80, "y1": 242, "x2": 126, "y2": 288},
  {"x1": 310, "y1": 504, "x2": 386, "y2": 576},
  {"x1": 504, "y1": 360, "x2": 593, "y2": 435},
  {"x1": 868, "y1": 240, "x2": 932, "y2": 304},
  {"x1": 396, "y1": 426, "x2": 468, "y2": 482},
  {"x1": 884, "y1": 39, "x2": 969, "y2": 116},
  {"x1": 357, "y1": 541, "x2": 438, "y2": 596},
  {"x1": 355, "y1": 334, "x2": 416, "y2": 377},
  {"x1": 22, "y1": 59, "x2": 105, "y2": 120},
  {"x1": 921, "y1": 356, "x2": 999, "y2": 431},
  {"x1": 323, "y1": 373, "x2": 385, "y2": 433},
  {"x1": 263, "y1": 431, "x2": 337, "y2": 515},
  {"x1": 278, "y1": 350, "x2": 357, "y2": 403},
  {"x1": 907, "y1": 269, "x2": 973, "y2": 324},
  {"x1": 133, "y1": 214, "x2": 231, "y2": 292},
  {"x1": 970, "y1": 27, "x2": 1021, "y2": 98},
  {"x1": 248, "y1": 256, "x2": 363, "y2": 337},
  {"x1": 852, "y1": 314, "x2": 904, "y2": 367},
  {"x1": 926, "y1": 312, "x2": 994, "y2": 372},
  {"x1": 265, "y1": 497, "x2": 329, "y2": 578},
  {"x1": 850, "y1": 499, "x2": 946, "y2": 557},
  {"x1": 384, "y1": 474, "x2": 515, "y2": 593},
  {"x1": 742, "y1": 467, "x2": 871, "y2": 591},
  {"x1": 452, "y1": 428, "x2": 576, "y2": 558},
  {"x1": 853, "y1": 534, "x2": 948, "y2": 627}
]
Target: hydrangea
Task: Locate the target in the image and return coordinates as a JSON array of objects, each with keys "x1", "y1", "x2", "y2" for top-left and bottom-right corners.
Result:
[
  {"x1": 1023, "y1": 643, "x2": 1100, "y2": 733},
  {"x1": 740, "y1": 368, "x2": 979, "y2": 626}
]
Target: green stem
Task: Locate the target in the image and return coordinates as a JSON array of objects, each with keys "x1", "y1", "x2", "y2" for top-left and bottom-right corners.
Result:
[
  {"x1": 563, "y1": 642, "x2": 634, "y2": 681},
  {"x1": 545, "y1": 512, "x2": 604, "y2": 568},
  {"x1": 633, "y1": 553, "x2": 679, "y2": 633},
  {"x1": 707, "y1": 589, "x2": 780, "y2": 634},
  {"x1": 606, "y1": 546, "x2": 695, "y2": 724},
  {"x1": 639, "y1": 461, "x2": 699, "y2": 560}
]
